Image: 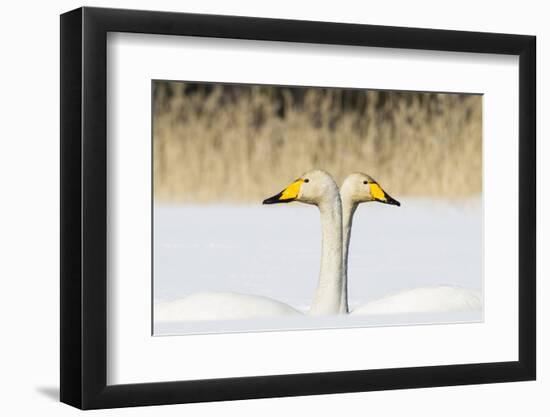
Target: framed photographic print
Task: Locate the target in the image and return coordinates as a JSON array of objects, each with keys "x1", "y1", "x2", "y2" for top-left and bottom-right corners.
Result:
[{"x1": 60, "y1": 6, "x2": 536, "y2": 409}]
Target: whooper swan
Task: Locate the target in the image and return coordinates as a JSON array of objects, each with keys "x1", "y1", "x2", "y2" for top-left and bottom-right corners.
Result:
[
  {"x1": 155, "y1": 169, "x2": 344, "y2": 321},
  {"x1": 263, "y1": 170, "x2": 345, "y2": 315},
  {"x1": 339, "y1": 173, "x2": 481, "y2": 315}
]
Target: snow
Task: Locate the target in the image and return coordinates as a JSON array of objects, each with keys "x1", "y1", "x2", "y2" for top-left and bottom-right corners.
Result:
[{"x1": 153, "y1": 198, "x2": 482, "y2": 335}]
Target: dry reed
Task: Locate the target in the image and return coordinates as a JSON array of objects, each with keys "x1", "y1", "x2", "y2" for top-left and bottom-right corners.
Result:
[{"x1": 153, "y1": 82, "x2": 482, "y2": 203}]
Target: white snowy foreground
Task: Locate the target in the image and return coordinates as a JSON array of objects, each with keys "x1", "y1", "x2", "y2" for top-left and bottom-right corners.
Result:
[{"x1": 154, "y1": 198, "x2": 482, "y2": 335}]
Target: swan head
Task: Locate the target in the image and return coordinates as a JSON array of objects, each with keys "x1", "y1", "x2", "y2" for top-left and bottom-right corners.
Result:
[
  {"x1": 340, "y1": 173, "x2": 400, "y2": 207},
  {"x1": 262, "y1": 170, "x2": 339, "y2": 206}
]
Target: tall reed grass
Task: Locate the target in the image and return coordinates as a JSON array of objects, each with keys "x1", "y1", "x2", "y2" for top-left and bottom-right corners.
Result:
[{"x1": 153, "y1": 82, "x2": 482, "y2": 203}]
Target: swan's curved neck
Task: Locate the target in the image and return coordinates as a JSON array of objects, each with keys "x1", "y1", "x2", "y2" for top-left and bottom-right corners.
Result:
[
  {"x1": 309, "y1": 194, "x2": 347, "y2": 315},
  {"x1": 341, "y1": 198, "x2": 358, "y2": 311}
]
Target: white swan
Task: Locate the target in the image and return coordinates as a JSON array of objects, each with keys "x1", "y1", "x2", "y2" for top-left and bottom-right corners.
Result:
[
  {"x1": 339, "y1": 173, "x2": 481, "y2": 315},
  {"x1": 263, "y1": 170, "x2": 345, "y2": 315},
  {"x1": 155, "y1": 170, "x2": 345, "y2": 321},
  {"x1": 351, "y1": 286, "x2": 482, "y2": 315},
  {"x1": 156, "y1": 292, "x2": 300, "y2": 321}
]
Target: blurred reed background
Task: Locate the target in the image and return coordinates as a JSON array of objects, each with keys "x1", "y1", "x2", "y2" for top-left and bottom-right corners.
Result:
[{"x1": 153, "y1": 81, "x2": 482, "y2": 203}]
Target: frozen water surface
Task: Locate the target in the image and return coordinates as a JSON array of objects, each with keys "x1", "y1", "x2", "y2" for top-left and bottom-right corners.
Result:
[{"x1": 153, "y1": 198, "x2": 482, "y2": 335}]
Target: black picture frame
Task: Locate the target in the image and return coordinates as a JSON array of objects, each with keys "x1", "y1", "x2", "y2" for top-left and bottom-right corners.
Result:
[{"x1": 60, "y1": 6, "x2": 536, "y2": 410}]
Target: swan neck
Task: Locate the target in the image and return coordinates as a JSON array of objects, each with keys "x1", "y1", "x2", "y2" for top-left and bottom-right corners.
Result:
[
  {"x1": 309, "y1": 195, "x2": 346, "y2": 315},
  {"x1": 341, "y1": 197, "x2": 357, "y2": 313},
  {"x1": 342, "y1": 199, "x2": 358, "y2": 277}
]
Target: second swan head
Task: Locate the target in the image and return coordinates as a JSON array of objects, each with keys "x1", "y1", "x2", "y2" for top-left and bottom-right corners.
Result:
[{"x1": 340, "y1": 172, "x2": 400, "y2": 207}]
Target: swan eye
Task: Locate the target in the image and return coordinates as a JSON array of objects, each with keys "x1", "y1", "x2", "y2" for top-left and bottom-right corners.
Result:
[
  {"x1": 304, "y1": 179, "x2": 309, "y2": 183},
  {"x1": 363, "y1": 180, "x2": 368, "y2": 185}
]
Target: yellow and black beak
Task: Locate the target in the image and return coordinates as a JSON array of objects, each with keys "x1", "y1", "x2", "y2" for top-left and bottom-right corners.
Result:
[
  {"x1": 370, "y1": 182, "x2": 401, "y2": 206},
  {"x1": 263, "y1": 179, "x2": 304, "y2": 204}
]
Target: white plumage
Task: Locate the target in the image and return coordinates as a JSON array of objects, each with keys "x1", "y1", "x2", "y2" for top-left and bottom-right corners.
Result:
[
  {"x1": 155, "y1": 292, "x2": 301, "y2": 321},
  {"x1": 340, "y1": 173, "x2": 482, "y2": 315},
  {"x1": 351, "y1": 286, "x2": 481, "y2": 315},
  {"x1": 155, "y1": 170, "x2": 344, "y2": 321}
]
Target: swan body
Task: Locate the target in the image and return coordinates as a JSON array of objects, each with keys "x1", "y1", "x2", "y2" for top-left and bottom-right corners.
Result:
[
  {"x1": 340, "y1": 173, "x2": 482, "y2": 315},
  {"x1": 351, "y1": 286, "x2": 481, "y2": 315},
  {"x1": 155, "y1": 292, "x2": 301, "y2": 321}
]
